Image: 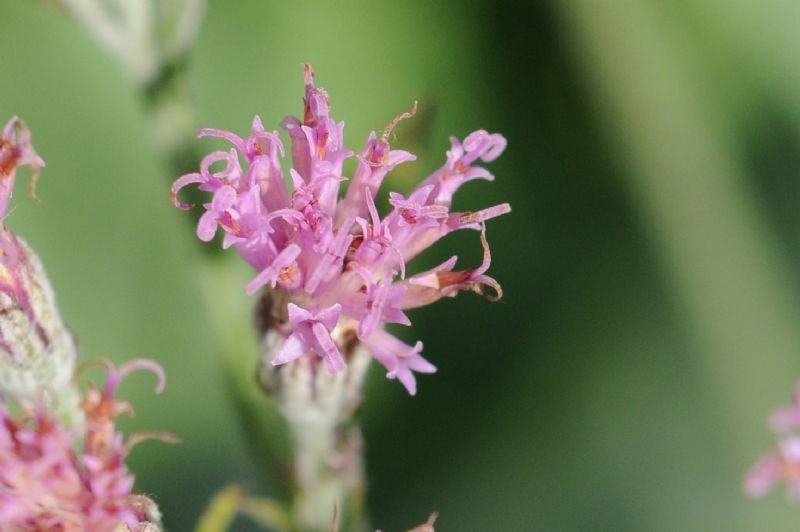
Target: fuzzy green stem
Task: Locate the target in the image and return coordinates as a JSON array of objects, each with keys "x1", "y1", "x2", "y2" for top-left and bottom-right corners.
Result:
[{"x1": 260, "y1": 324, "x2": 370, "y2": 532}]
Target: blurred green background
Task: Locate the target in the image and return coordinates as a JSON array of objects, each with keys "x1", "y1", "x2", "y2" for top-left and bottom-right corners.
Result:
[{"x1": 3, "y1": 0, "x2": 800, "y2": 530}]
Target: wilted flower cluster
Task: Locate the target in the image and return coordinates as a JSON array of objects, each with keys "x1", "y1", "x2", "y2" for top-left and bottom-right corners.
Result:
[
  {"x1": 0, "y1": 360, "x2": 169, "y2": 531},
  {"x1": 172, "y1": 65, "x2": 510, "y2": 394},
  {"x1": 0, "y1": 117, "x2": 168, "y2": 531},
  {"x1": 0, "y1": 117, "x2": 80, "y2": 415},
  {"x1": 0, "y1": 359, "x2": 167, "y2": 531},
  {"x1": 744, "y1": 383, "x2": 800, "y2": 499}
]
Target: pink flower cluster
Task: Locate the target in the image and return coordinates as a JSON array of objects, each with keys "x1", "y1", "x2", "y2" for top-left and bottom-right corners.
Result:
[
  {"x1": 172, "y1": 65, "x2": 510, "y2": 394},
  {"x1": 0, "y1": 359, "x2": 168, "y2": 531},
  {"x1": 744, "y1": 384, "x2": 800, "y2": 499}
]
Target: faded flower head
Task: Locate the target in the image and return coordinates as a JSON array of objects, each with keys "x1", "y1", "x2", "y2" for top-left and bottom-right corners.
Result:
[
  {"x1": 0, "y1": 117, "x2": 78, "y2": 416},
  {"x1": 0, "y1": 117, "x2": 170, "y2": 529},
  {"x1": 0, "y1": 358, "x2": 170, "y2": 531},
  {"x1": 745, "y1": 383, "x2": 800, "y2": 499},
  {"x1": 0, "y1": 116, "x2": 43, "y2": 218},
  {"x1": 173, "y1": 65, "x2": 510, "y2": 394}
]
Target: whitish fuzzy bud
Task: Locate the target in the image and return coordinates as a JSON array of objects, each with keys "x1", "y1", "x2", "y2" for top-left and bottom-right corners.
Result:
[
  {"x1": 0, "y1": 230, "x2": 78, "y2": 416},
  {"x1": 0, "y1": 116, "x2": 79, "y2": 421}
]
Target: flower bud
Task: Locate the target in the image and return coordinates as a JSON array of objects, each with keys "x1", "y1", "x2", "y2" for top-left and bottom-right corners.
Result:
[
  {"x1": 0, "y1": 117, "x2": 78, "y2": 421},
  {"x1": 0, "y1": 233, "x2": 77, "y2": 399}
]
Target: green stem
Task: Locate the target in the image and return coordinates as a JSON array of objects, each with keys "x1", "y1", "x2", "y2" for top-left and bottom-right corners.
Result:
[{"x1": 142, "y1": 55, "x2": 201, "y2": 176}]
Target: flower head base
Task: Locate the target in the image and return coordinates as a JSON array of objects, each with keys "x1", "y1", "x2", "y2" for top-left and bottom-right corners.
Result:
[
  {"x1": 0, "y1": 358, "x2": 171, "y2": 531},
  {"x1": 745, "y1": 383, "x2": 800, "y2": 499},
  {"x1": 0, "y1": 118, "x2": 78, "y2": 418},
  {"x1": 173, "y1": 65, "x2": 510, "y2": 394}
]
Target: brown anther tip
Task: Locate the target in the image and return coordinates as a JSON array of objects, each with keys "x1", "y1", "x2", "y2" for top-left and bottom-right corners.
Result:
[
  {"x1": 27, "y1": 169, "x2": 41, "y2": 204},
  {"x1": 475, "y1": 281, "x2": 503, "y2": 302},
  {"x1": 124, "y1": 430, "x2": 181, "y2": 455},
  {"x1": 382, "y1": 101, "x2": 419, "y2": 144},
  {"x1": 458, "y1": 211, "x2": 481, "y2": 224},
  {"x1": 169, "y1": 190, "x2": 194, "y2": 211},
  {"x1": 303, "y1": 63, "x2": 315, "y2": 85},
  {"x1": 73, "y1": 357, "x2": 116, "y2": 384}
]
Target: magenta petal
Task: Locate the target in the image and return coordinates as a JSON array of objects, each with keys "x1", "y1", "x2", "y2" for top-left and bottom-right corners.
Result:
[
  {"x1": 311, "y1": 322, "x2": 345, "y2": 372},
  {"x1": 385, "y1": 149, "x2": 416, "y2": 166},
  {"x1": 212, "y1": 185, "x2": 238, "y2": 210},
  {"x1": 287, "y1": 302, "x2": 313, "y2": 325},
  {"x1": 197, "y1": 210, "x2": 219, "y2": 241},
  {"x1": 245, "y1": 244, "x2": 302, "y2": 295},
  {"x1": 362, "y1": 330, "x2": 435, "y2": 394},
  {"x1": 273, "y1": 334, "x2": 306, "y2": 366},
  {"x1": 315, "y1": 303, "x2": 342, "y2": 331},
  {"x1": 396, "y1": 370, "x2": 418, "y2": 396},
  {"x1": 199, "y1": 127, "x2": 246, "y2": 153},
  {"x1": 408, "y1": 355, "x2": 436, "y2": 374},
  {"x1": 462, "y1": 130, "x2": 507, "y2": 163}
]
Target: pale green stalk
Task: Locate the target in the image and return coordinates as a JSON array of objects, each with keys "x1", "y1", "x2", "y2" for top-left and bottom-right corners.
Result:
[
  {"x1": 49, "y1": 0, "x2": 205, "y2": 171},
  {"x1": 261, "y1": 319, "x2": 370, "y2": 531}
]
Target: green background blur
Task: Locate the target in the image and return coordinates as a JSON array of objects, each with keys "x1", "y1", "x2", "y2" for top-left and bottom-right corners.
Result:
[{"x1": 3, "y1": 1, "x2": 800, "y2": 530}]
